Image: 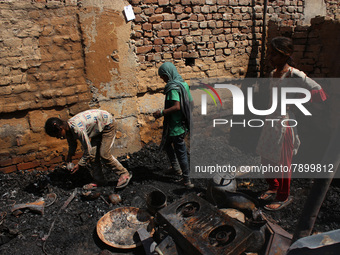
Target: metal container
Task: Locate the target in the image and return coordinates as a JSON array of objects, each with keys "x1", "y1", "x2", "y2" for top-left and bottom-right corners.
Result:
[
  {"x1": 97, "y1": 207, "x2": 154, "y2": 249},
  {"x1": 210, "y1": 172, "x2": 237, "y2": 193},
  {"x1": 108, "y1": 194, "x2": 122, "y2": 205},
  {"x1": 207, "y1": 172, "x2": 257, "y2": 213},
  {"x1": 146, "y1": 190, "x2": 167, "y2": 215}
]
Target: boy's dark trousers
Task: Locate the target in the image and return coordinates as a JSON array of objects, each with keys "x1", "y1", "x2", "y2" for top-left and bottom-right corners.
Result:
[{"x1": 164, "y1": 133, "x2": 190, "y2": 182}]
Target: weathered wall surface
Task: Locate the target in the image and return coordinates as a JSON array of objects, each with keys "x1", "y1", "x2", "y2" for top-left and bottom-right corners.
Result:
[
  {"x1": 0, "y1": 1, "x2": 90, "y2": 173},
  {"x1": 0, "y1": 0, "x2": 339, "y2": 173},
  {"x1": 78, "y1": 0, "x2": 142, "y2": 154},
  {"x1": 0, "y1": 0, "x2": 142, "y2": 173}
]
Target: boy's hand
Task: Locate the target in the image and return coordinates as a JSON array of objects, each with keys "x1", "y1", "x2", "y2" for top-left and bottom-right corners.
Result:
[
  {"x1": 153, "y1": 110, "x2": 162, "y2": 119},
  {"x1": 70, "y1": 164, "x2": 80, "y2": 174}
]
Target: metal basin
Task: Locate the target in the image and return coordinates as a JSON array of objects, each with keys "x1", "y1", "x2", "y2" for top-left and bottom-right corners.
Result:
[{"x1": 96, "y1": 207, "x2": 155, "y2": 249}]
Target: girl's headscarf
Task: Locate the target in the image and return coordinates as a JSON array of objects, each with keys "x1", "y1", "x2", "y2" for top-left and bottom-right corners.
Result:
[
  {"x1": 158, "y1": 62, "x2": 192, "y2": 147},
  {"x1": 158, "y1": 62, "x2": 185, "y2": 94}
]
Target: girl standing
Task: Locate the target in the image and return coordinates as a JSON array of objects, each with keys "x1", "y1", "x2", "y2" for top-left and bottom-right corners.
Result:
[{"x1": 256, "y1": 37, "x2": 328, "y2": 210}]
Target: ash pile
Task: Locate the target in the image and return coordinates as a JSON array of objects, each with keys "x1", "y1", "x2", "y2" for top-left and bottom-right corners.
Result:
[{"x1": 0, "y1": 144, "x2": 340, "y2": 255}]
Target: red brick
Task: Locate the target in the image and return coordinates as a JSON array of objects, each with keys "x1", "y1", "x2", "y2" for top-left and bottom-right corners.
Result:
[
  {"x1": 66, "y1": 95, "x2": 79, "y2": 104},
  {"x1": 172, "y1": 23, "x2": 181, "y2": 29},
  {"x1": 162, "y1": 22, "x2": 172, "y2": 29},
  {"x1": 189, "y1": 15, "x2": 198, "y2": 21},
  {"x1": 181, "y1": 29, "x2": 189, "y2": 35},
  {"x1": 191, "y1": 0, "x2": 205, "y2": 4},
  {"x1": 174, "y1": 6, "x2": 184, "y2": 14},
  {"x1": 138, "y1": 55, "x2": 145, "y2": 62},
  {"x1": 143, "y1": 38, "x2": 152, "y2": 45},
  {"x1": 155, "y1": 7, "x2": 163, "y2": 14},
  {"x1": 149, "y1": 14, "x2": 164, "y2": 23},
  {"x1": 144, "y1": 32, "x2": 153, "y2": 37},
  {"x1": 134, "y1": 15, "x2": 144, "y2": 23},
  {"x1": 174, "y1": 52, "x2": 182, "y2": 59},
  {"x1": 164, "y1": 37, "x2": 174, "y2": 44},
  {"x1": 0, "y1": 165, "x2": 17, "y2": 174},
  {"x1": 192, "y1": 6, "x2": 200, "y2": 13},
  {"x1": 185, "y1": 7, "x2": 192, "y2": 13},
  {"x1": 153, "y1": 23, "x2": 162, "y2": 31},
  {"x1": 181, "y1": 21, "x2": 190, "y2": 28},
  {"x1": 158, "y1": 0, "x2": 169, "y2": 5},
  {"x1": 174, "y1": 37, "x2": 183, "y2": 44},
  {"x1": 78, "y1": 93, "x2": 91, "y2": 102},
  {"x1": 49, "y1": 156, "x2": 64, "y2": 164},
  {"x1": 146, "y1": 54, "x2": 154, "y2": 61},
  {"x1": 17, "y1": 161, "x2": 40, "y2": 171},
  {"x1": 176, "y1": 45, "x2": 187, "y2": 51},
  {"x1": 212, "y1": 28, "x2": 224, "y2": 35},
  {"x1": 187, "y1": 44, "x2": 195, "y2": 50},
  {"x1": 207, "y1": 42, "x2": 214, "y2": 48},
  {"x1": 0, "y1": 153, "x2": 11, "y2": 158},
  {"x1": 144, "y1": 7, "x2": 155, "y2": 15},
  {"x1": 133, "y1": 7, "x2": 142, "y2": 14},
  {"x1": 206, "y1": 13, "x2": 213, "y2": 20},
  {"x1": 133, "y1": 31, "x2": 143, "y2": 39},
  {"x1": 137, "y1": 46, "x2": 153, "y2": 54},
  {"x1": 157, "y1": 30, "x2": 170, "y2": 37},
  {"x1": 170, "y1": 30, "x2": 181, "y2": 36},
  {"x1": 142, "y1": 23, "x2": 153, "y2": 31},
  {"x1": 0, "y1": 158, "x2": 12, "y2": 167},
  {"x1": 163, "y1": 14, "x2": 176, "y2": 21},
  {"x1": 154, "y1": 38, "x2": 164, "y2": 45},
  {"x1": 197, "y1": 14, "x2": 205, "y2": 21},
  {"x1": 163, "y1": 53, "x2": 172, "y2": 59},
  {"x1": 177, "y1": 13, "x2": 190, "y2": 20},
  {"x1": 154, "y1": 46, "x2": 162, "y2": 52},
  {"x1": 183, "y1": 52, "x2": 199, "y2": 58}
]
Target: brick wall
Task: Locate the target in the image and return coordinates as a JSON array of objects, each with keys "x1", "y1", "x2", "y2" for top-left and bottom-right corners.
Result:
[
  {"x1": 326, "y1": 0, "x2": 340, "y2": 20},
  {"x1": 131, "y1": 0, "x2": 306, "y2": 79},
  {"x1": 0, "y1": 0, "x2": 339, "y2": 173},
  {"x1": 0, "y1": 2, "x2": 88, "y2": 113},
  {"x1": 0, "y1": 1, "x2": 90, "y2": 173},
  {"x1": 267, "y1": 16, "x2": 340, "y2": 130}
]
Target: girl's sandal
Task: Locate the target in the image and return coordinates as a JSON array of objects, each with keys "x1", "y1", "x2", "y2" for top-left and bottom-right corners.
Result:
[
  {"x1": 258, "y1": 190, "x2": 277, "y2": 201},
  {"x1": 264, "y1": 197, "x2": 293, "y2": 211},
  {"x1": 116, "y1": 173, "x2": 132, "y2": 189},
  {"x1": 82, "y1": 183, "x2": 98, "y2": 190}
]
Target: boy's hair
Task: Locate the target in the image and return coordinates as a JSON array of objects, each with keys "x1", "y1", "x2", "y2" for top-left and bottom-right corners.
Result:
[
  {"x1": 45, "y1": 117, "x2": 63, "y2": 137},
  {"x1": 271, "y1": 37, "x2": 294, "y2": 56}
]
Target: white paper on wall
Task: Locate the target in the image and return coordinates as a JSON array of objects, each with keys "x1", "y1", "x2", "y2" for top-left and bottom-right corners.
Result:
[{"x1": 124, "y1": 5, "x2": 135, "y2": 22}]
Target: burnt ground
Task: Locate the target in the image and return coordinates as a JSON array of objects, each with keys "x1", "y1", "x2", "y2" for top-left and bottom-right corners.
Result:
[{"x1": 0, "y1": 143, "x2": 340, "y2": 255}]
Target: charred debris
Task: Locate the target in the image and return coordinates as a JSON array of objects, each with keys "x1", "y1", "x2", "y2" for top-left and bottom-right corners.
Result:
[{"x1": 0, "y1": 144, "x2": 339, "y2": 255}]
